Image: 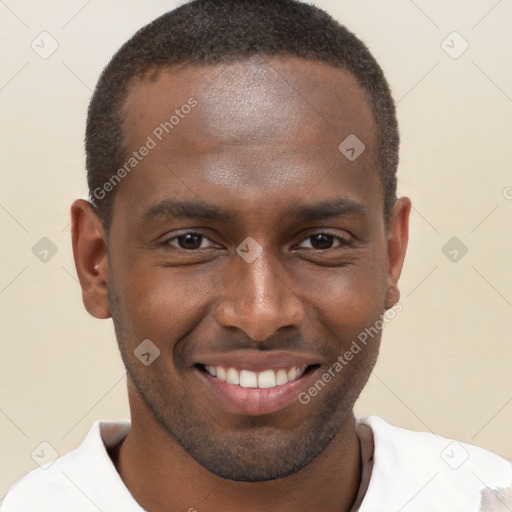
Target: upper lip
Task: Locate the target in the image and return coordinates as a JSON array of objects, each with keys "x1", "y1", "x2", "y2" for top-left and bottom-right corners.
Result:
[{"x1": 196, "y1": 350, "x2": 321, "y2": 372}]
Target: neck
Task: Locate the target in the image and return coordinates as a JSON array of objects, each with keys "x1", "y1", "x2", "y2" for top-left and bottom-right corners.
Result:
[{"x1": 112, "y1": 390, "x2": 362, "y2": 512}]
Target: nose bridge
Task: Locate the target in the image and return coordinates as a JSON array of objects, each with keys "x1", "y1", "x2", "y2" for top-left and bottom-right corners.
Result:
[
  {"x1": 215, "y1": 245, "x2": 303, "y2": 340},
  {"x1": 247, "y1": 251, "x2": 281, "y2": 314}
]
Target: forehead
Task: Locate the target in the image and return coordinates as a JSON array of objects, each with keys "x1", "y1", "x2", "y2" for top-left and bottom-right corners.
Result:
[
  {"x1": 115, "y1": 57, "x2": 381, "y2": 218},
  {"x1": 122, "y1": 56, "x2": 377, "y2": 147}
]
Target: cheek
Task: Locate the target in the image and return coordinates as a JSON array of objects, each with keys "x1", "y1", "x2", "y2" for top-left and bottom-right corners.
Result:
[
  {"x1": 301, "y1": 253, "x2": 388, "y2": 310},
  {"x1": 296, "y1": 252, "x2": 389, "y2": 348},
  {"x1": 111, "y1": 261, "x2": 220, "y2": 348}
]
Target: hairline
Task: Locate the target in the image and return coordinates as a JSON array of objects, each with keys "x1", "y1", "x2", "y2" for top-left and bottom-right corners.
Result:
[{"x1": 101, "y1": 56, "x2": 391, "y2": 234}]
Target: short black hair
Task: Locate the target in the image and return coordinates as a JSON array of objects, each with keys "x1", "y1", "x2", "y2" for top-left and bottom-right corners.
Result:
[{"x1": 86, "y1": 0, "x2": 399, "y2": 229}]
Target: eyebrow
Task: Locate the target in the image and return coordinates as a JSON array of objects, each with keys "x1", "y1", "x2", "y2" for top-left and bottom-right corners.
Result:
[
  {"x1": 141, "y1": 197, "x2": 366, "y2": 223},
  {"x1": 142, "y1": 199, "x2": 234, "y2": 222},
  {"x1": 293, "y1": 198, "x2": 366, "y2": 221}
]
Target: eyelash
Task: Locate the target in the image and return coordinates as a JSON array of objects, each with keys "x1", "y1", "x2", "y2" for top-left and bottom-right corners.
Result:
[
  {"x1": 164, "y1": 231, "x2": 214, "y2": 250},
  {"x1": 163, "y1": 230, "x2": 351, "y2": 251},
  {"x1": 297, "y1": 232, "x2": 351, "y2": 250}
]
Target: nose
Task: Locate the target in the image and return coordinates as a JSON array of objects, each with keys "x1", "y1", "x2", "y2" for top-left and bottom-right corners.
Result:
[{"x1": 214, "y1": 249, "x2": 304, "y2": 341}]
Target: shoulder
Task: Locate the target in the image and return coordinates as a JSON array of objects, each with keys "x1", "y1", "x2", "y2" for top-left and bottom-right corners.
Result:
[
  {"x1": 357, "y1": 415, "x2": 512, "y2": 512},
  {"x1": 1, "y1": 420, "x2": 132, "y2": 512}
]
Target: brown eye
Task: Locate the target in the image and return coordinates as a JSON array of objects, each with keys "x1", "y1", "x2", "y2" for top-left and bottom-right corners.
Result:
[
  {"x1": 166, "y1": 232, "x2": 216, "y2": 250},
  {"x1": 309, "y1": 234, "x2": 335, "y2": 249},
  {"x1": 176, "y1": 233, "x2": 203, "y2": 250},
  {"x1": 298, "y1": 233, "x2": 349, "y2": 250}
]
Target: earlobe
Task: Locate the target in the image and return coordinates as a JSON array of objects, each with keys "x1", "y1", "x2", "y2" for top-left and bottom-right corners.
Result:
[
  {"x1": 71, "y1": 199, "x2": 111, "y2": 319},
  {"x1": 385, "y1": 197, "x2": 411, "y2": 310},
  {"x1": 384, "y1": 285, "x2": 400, "y2": 310}
]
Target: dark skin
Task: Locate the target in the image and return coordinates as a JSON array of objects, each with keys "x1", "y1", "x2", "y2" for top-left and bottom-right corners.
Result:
[{"x1": 71, "y1": 57, "x2": 410, "y2": 511}]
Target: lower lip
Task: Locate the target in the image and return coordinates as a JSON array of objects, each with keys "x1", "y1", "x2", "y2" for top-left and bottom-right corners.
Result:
[{"x1": 196, "y1": 367, "x2": 317, "y2": 416}]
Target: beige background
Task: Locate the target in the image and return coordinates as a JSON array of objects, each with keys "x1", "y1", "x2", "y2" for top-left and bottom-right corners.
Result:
[{"x1": 1, "y1": 0, "x2": 511, "y2": 499}]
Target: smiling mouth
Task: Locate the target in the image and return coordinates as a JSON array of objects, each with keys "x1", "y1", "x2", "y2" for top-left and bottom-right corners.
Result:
[{"x1": 197, "y1": 364, "x2": 318, "y2": 389}]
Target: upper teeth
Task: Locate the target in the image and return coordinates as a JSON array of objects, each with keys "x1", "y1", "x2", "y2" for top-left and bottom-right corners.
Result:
[{"x1": 204, "y1": 365, "x2": 306, "y2": 389}]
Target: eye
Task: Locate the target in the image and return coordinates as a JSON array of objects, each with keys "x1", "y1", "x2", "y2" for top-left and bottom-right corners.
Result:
[
  {"x1": 297, "y1": 232, "x2": 350, "y2": 250},
  {"x1": 165, "y1": 231, "x2": 218, "y2": 251}
]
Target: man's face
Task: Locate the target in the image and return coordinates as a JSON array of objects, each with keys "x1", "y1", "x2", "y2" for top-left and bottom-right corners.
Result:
[{"x1": 104, "y1": 57, "x2": 400, "y2": 481}]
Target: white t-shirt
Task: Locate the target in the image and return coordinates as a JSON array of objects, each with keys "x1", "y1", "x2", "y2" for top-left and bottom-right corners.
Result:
[{"x1": 2, "y1": 416, "x2": 511, "y2": 512}]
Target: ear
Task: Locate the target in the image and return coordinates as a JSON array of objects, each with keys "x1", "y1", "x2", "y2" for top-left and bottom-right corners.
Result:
[
  {"x1": 71, "y1": 199, "x2": 111, "y2": 319},
  {"x1": 384, "y1": 197, "x2": 411, "y2": 310}
]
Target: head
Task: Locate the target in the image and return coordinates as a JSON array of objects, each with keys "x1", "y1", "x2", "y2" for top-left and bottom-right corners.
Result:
[
  {"x1": 72, "y1": 0, "x2": 410, "y2": 483},
  {"x1": 86, "y1": 0, "x2": 399, "y2": 229}
]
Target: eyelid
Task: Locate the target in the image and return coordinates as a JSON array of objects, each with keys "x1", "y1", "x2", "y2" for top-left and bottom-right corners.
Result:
[
  {"x1": 296, "y1": 229, "x2": 351, "y2": 245},
  {"x1": 160, "y1": 229, "x2": 351, "y2": 251},
  {"x1": 163, "y1": 230, "x2": 220, "y2": 249}
]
